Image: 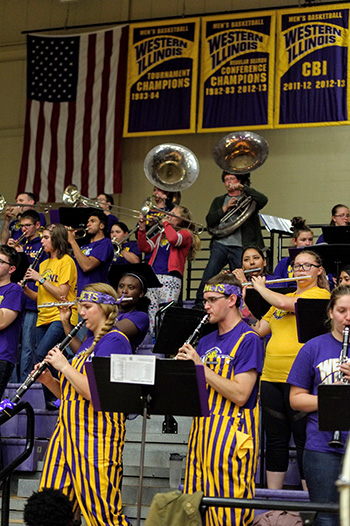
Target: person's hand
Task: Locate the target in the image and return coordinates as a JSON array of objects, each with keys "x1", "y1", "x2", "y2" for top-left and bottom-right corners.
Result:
[
  {"x1": 58, "y1": 300, "x2": 73, "y2": 324},
  {"x1": 66, "y1": 227, "x2": 76, "y2": 244},
  {"x1": 339, "y1": 360, "x2": 350, "y2": 382},
  {"x1": 138, "y1": 214, "x2": 146, "y2": 232},
  {"x1": 44, "y1": 346, "x2": 69, "y2": 373},
  {"x1": 24, "y1": 267, "x2": 41, "y2": 283},
  {"x1": 251, "y1": 275, "x2": 267, "y2": 292},
  {"x1": 223, "y1": 197, "x2": 238, "y2": 213},
  {"x1": 232, "y1": 268, "x2": 246, "y2": 283},
  {"x1": 176, "y1": 343, "x2": 202, "y2": 365},
  {"x1": 32, "y1": 363, "x2": 52, "y2": 385}
]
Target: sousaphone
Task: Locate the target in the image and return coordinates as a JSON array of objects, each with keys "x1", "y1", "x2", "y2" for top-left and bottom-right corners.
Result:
[{"x1": 208, "y1": 131, "x2": 269, "y2": 238}]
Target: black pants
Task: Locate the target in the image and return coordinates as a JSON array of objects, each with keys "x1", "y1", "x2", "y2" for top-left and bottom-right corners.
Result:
[{"x1": 260, "y1": 380, "x2": 307, "y2": 478}]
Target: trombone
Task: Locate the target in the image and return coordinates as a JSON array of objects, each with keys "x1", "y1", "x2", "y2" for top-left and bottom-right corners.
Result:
[
  {"x1": 140, "y1": 197, "x2": 204, "y2": 235},
  {"x1": 0, "y1": 195, "x2": 51, "y2": 217}
]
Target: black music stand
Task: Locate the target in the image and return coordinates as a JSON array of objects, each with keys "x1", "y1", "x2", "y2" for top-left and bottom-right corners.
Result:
[
  {"x1": 153, "y1": 306, "x2": 213, "y2": 356},
  {"x1": 322, "y1": 226, "x2": 350, "y2": 245},
  {"x1": 289, "y1": 244, "x2": 350, "y2": 280},
  {"x1": 58, "y1": 207, "x2": 96, "y2": 229},
  {"x1": 86, "y1": 357, "x2": 209, "y2": 526},
  {"x1": 245, "y1": 287, "x2": 295, "y2": 320},
  {"x1": 295, "y1": 298, "x2": 329, "y2": 343},
  {"x1": 318, "y1": 384, "x2": 350, "y2": 431}
]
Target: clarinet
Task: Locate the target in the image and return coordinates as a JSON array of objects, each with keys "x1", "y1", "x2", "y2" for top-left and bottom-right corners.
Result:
[
  {"x1": 329, "y1": 325, "x2": 350, "y2": 448},
  {"x1": 6, "y1": 319, "x2": 86, "y2": 406},
  {"x1": 21, "y1": 247, "x2": 44, "y2": 288},
  {"x1": 184, "y1": 314, "x2": 209, "y2": 347}
]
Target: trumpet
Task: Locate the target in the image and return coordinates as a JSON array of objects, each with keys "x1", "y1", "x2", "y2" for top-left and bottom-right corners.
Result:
[
  {"x1": 242, "y1": 276, "x2": 312, "y2": 287},
  {"x1": 12, "y1": 232, "x2": 27, "y2": 247},
  {"x1": 66, "y1": 226, "x2": 88, "y2": 240},
  {"x1": 111, "y1": 225, "x2": 139, "y2": 261}
]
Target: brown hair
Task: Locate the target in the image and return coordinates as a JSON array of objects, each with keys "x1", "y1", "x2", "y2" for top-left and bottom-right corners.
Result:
[
  {"x1": 172, "y1": 205, "x2": 201, "y2": 262},
  {"x1": 291, "y1": 216, "x2": 313, "y2": 241},
  {"x1": 326, "y1": 284, "x2": 350, "y2": 329}
]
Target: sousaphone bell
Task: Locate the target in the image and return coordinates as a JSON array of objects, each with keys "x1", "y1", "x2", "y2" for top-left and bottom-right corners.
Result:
[{"x1": 209, "y1": 131, "x2": 269, "y2": 238}]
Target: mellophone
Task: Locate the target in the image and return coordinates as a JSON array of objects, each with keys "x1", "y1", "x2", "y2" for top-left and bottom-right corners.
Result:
[{"x1": 0, "y1": 319, "x2": 85, "y2": 415}]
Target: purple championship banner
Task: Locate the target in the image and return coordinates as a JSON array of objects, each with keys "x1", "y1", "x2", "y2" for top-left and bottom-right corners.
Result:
[
  {"x1": 275, "y1": 4, "x2": 350, "y2": 127},
  {"x1": 198, "y1": 12, "x2": 276, "y2": 133},
  {"x1": 123, "y1": 18, "x2": 200, "y2": 137}
]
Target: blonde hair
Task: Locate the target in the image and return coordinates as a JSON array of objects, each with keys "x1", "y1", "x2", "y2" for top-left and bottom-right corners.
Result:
[
  {"x1": 82, "y1": 283, "x2": 119, "y2": 356},
  {"x1": 173, "y1": 205, "x2": 201, "y2": 261}
]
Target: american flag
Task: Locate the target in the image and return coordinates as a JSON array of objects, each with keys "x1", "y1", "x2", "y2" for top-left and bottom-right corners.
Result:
[{"x1": 18, "y1": 26, "x2": 128, "y2": 202}]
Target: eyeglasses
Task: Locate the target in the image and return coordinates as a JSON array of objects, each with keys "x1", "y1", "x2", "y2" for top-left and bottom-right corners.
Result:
[
  {"x1": 21, "y1": 223, "x2": 34, "y2": 229},
  {"x1": 204, "y1": 296, "x2": 228, "y2": 305},
  {"x1": 0, "y1": 258, "x2": 11, "y2": 266},
  {"x1": 292, "y1": 263, "x2": 321, "y2": 271},
  {"x1": 334, "y1": 214, "x2": 350, "y2": 219}
]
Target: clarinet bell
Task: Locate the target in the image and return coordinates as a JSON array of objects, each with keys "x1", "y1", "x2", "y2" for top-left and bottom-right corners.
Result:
[{"x1": 329, "y1": 430, "x2": 344, "y2": 448}]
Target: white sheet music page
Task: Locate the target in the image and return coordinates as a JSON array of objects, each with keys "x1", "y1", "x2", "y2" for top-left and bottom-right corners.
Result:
[{"x1": 110, "y1": 354, "x2": 156, "y2": 385}]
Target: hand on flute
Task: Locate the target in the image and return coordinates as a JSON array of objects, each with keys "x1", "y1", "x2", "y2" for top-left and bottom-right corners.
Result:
[{"x1": 250, "y1": 275, "x2": 267, "y2": 292}]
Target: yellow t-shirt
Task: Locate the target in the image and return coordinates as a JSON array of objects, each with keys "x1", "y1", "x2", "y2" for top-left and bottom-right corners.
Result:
[
  {"x1": 261, "y1": 286, "x2": 330, "y2": 383},
  {"x1": 37, "y1": 254, "x2": 78, "y2": 326}
]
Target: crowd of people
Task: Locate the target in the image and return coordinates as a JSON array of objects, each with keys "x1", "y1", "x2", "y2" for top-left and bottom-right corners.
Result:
[{"x1": 0, "y1": 185, "x2": 349, "y2": 526}]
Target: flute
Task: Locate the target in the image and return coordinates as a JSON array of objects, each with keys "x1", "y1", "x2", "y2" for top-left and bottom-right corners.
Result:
[
  {"x1": 1, "y1": 319, "x2": 85, "y2": 409},
  {"x1": 21, "y1": 247, "x2": 44, "y2": 288},
  {"x1": 242, "y1": 276, "x2": 312, "y2": 287},
  {"x1": 38, "y1": 297, "x2": 133, "y2": 308},
  {"x1": 243, "y1": 267, "x2": 262, "y2": 274}
]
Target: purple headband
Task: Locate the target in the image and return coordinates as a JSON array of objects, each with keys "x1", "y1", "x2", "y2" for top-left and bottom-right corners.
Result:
[
  {"x1": 79, "y1": 290, "x2": 121, "y2": 305},
  {"x1": 203, "y1": 283, "x2": 242, "y2": 307}
]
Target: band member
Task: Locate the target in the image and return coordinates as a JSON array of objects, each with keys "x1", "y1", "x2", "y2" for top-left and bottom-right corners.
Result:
[
  {"x1": 316, "y1": 204, "x2": 350, "y2": 244},
  {"x1": 195, "y1": 171, "x2": 268, "y2": 307},
  {"x1": 1, "y1": 192, "x2": 45, "y2": 244},
  {"x1": 338, "y1": 265, "x2": 350, "y2": 285},
  {"x1": 251, "y1": 250, "x2": 330, "y2": 490},
  {"x1": 37, "y1": 283, "x2": 132, "y2": 526},
  {"x1": 11, "y1": 210, "x2": 46, "y2": 381},
  {"x1": 96, "y1": 193, "x2": 118, "y2": 234},
  {"x1": 138, "y1": 205, "x2": 200, "y2": 336},
  {"x1": 0, "y1": 246, "x2": 25, "y2": 399},
  {"x1": 232, "y1": 245, "x2": 278, "y2": 327},
  {"x1": 177, "y1": 272, "x2": 263, "y2": 526},
  {"x1": 273, "y1": 217, "x2": 314, "y2": 280},
  {"x1": 23, "y1": 224, "x2": 78, "y2": 410},
  {"x1": 110, "y1": 222, "x2": 141, "y2": 265},
  {"x1": 67, "y1": 210, "x2": 114, "y2": 294},
  {"x1": 288, "y1": 285, "x2": 350, "y2": 526}
]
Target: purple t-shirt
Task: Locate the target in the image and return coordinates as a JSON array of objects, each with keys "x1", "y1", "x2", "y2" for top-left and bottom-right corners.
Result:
[
  {"x1": 117, "y1": 310, "x2": 149, "y2": 353},
  {"x1": 76, "y1": 237, "x2": 114, "y2": 294},
  {"x1": 0, "y1": 282, "x2": 26, "y2": 364},
  {"x1": 83, "y1": 329, "x2": 132, "y2": 359},
  {"x1": 151, "y1": 238, "x2": 170, "y2": 275},
  {"x1": 112, "y1": 241, "x2": 141, "y2": 266},
  {"x1": 288, "y1": 332, "x2": 349, "y2": 454},
  {"x1": 23, "y1": 236, "x2": 47, "y2": 311},
  {"x1": 196, "y1": 320, "x2": 264, "y2": 411}
]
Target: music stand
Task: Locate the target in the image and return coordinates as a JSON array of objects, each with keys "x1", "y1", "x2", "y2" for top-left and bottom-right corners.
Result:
[
  {"x1": 153, "y1": 306, "x2": 212, "y2": 356},
  {"x1": 322, "y1": 226, "x2": 350, "y2": 245},
  {"x1": 58, "y1": 207, "x2": 96, "y2": 229},
  {"x1": 295, "y1": 298, "x2": 329, "y2": 343},
  {"x1": 86, "y1": 357, "x2": 209, "y2": 526},
  {"x1": 318, "y1": 384, "x2": 350, "y2": 431},
  {"x1": 289, "y1": 244, "x2": 350, "y2": 280},
  {"x1": 245, "y1": 287, "x2": 295, "y2": 320}
]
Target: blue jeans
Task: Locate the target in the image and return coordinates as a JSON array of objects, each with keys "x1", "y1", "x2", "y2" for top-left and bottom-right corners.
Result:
[
  {"x1": 196, "y1": 241, "x2": 243, "y2": 302},
  {"x1": 303, "y1": 449, "x2": 342, "y2": 526},
  {"x1": 36, "y1": 321, "x2": 66, "y2": 406},
  {"x1": 20, "y1": 310, "x2": 38, "y2": 382}
]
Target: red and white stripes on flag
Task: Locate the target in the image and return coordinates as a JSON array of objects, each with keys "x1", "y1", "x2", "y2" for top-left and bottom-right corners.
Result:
[{"x1": 18, "y1": 25, "x2": 128, "y2": 203}]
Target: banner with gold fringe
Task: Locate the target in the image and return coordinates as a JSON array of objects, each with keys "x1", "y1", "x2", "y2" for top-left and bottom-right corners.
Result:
[
  {"x1": 123, "y1": 18, "x2": 200, "y2": 137},
  {"x1": 275, "y1": 4, "x2": 350, "y2": 127},
  {"x1": 198, "y1": 12, "x2": 276, "y2": 133}
]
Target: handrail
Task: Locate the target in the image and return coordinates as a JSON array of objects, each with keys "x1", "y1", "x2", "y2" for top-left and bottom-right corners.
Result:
[{"x1": 0, "y1": 401, "x2": 35, "y2": 526}]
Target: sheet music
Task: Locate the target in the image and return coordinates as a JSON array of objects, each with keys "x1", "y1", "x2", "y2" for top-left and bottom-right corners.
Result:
[
  {"x1": 110, "y1": 354, "x2": 156, "y2": 385},
  {"x1": 259, "y1": 213, "x2": 292, "y2": 234}
]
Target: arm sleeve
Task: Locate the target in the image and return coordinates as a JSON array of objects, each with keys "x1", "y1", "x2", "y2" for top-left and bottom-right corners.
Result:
[
  {"x1": 287, "y1": 343, "x2": 314, "y2": 390},
  {"x1": 234, "y1": 333, "x2": 264, "y2": 375},
  {"x1": 206, "y1": 196, "x2": 226, "y2": 228},
  {"x1": 244, "y1": 186, "x2": 268, "y2": 211},
  {"x1": 163, "y1": 222, "x2": 192, "y2": 247}
]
